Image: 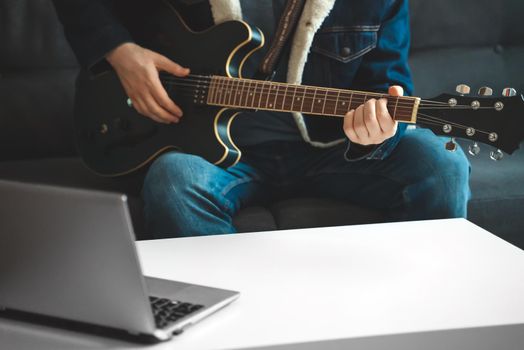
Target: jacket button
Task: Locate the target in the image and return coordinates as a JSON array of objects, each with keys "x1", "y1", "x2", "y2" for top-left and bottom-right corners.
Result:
[{"x1": 341, "y1": 47, "x2": 351, "y2": 57}]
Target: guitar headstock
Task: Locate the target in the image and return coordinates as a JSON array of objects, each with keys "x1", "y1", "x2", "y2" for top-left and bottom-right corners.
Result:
[{"x1": 417, "y1": 85, "x2": 524, "y2": 159}]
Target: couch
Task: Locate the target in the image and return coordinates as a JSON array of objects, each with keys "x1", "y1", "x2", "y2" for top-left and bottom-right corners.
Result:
[{"x1": 1, "y1": 0, "x2": 523, "y2": 247}]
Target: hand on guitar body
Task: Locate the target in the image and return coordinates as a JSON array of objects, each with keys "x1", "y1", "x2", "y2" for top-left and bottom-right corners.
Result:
[
  {"x1": 343, "y1": 86, "x2": 404, "y2": 146},
  {"x1": 106, "y1": 43, "x2": 189, "y2": 124}
]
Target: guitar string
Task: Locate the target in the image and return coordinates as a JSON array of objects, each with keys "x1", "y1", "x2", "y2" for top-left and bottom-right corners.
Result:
[
  {"x1": 160, "y1": 75, "x2": 451, "y2": 107},
  {"x1": 417, "y1": 112, "x2": 493, "y2": 135},
  {"x1": 177, "y1": 74, "x2": 453, "y2": 106},
  {"x1": 172, "y1": 88, "x2": 492, "y2": 133},
  {"x1": 173, "y1": 89, "x2": 418, "y2": 119},
  {"x1": 162, "y1": 76, "x2": 449, "y2": 107},
  {"x1": 164, "y1": 83, "x2": 456, "y2": 112},
  {"x1": 167, "y1": 83, "x2": 494, "y2": 120},
  {"x1": 162, "y1": 79, "x2": 439, "y2": 109},
  {"x1": 167, "y1": 82, "x2": 493, "y2": 111},
  {"x1": 159, "y1": 74, "x2": 498, "y2": 138}
]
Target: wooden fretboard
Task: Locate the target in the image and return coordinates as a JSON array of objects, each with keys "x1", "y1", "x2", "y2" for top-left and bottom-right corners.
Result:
[{"x1": 206, "y1": 76, "x2": 420, "y2": 123}]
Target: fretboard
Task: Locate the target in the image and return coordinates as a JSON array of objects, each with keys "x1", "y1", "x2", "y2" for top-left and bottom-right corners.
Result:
[{"x1": 206, "y1": 76, "x2": 420, "y2": 123}]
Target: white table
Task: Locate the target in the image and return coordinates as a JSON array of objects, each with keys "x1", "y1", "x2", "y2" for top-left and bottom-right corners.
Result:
[{"x1": 1, "y1": 219, "x2": 523, "y2": 349}]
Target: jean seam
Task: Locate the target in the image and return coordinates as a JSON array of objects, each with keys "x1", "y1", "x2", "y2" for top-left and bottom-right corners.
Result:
[{"x1": 219, "y1": 175, "x2": 262, "y2": 214}]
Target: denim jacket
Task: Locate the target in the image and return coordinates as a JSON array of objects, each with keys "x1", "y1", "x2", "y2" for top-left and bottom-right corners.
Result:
[
  {"x1": 52, "y1": 0, "x2": 413, "y2": 161},
  {"x1": 302, "y1": 0, "x2": 413, "y2": 160}
]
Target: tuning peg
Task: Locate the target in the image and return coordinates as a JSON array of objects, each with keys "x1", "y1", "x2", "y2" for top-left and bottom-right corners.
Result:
[
  {"x1": 502, "y1": 88, "x2": 517, "y2": 97},
  {"x1": 468, "y1": 142, "x2": 481, "y2": 156},
  {"x1": 478, "y1": 87, "x2": 493, "y2": 96},
  {"x1": 445, "y1": 138, "x2": 457, "y2": 152},
  {"x1": 456, "y1": 84, "x2": 471, "y2": 95},
  {"x1": 490, "y1": 149, "x2": 504, "y2": 161}
]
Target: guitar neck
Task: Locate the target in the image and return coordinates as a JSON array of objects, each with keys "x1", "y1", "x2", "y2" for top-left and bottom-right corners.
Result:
[{"x1": 205, "y1": 76, "x2": 420, "y2": 123}]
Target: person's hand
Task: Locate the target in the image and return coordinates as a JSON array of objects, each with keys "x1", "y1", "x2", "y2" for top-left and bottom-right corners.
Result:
[
  {"x1": 106, "y1": 42, "x2": 190, "y2": 124},
  {"x1": 343, "y1": 85, "x2": 404, "y2": 146}
]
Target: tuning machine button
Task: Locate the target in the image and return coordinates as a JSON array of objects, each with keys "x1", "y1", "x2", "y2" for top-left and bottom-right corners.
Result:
[
  {"x1": 445, "y1": 138, "x2": 457, "y2": 152},
  {"x1": 490, "y1": 149, "x2": 504, "y2": 161},
  {"x1": 456, "y1": 84, "x2": 471, "y2": 95},
  {"x1": 100, "y1": 123, "x2": 109, "y2": 134},
  {"x1": 468, "y1": 142, "x2": 480, "y2": 156},
  {"x1": 478, "y1": 87, "x2": 493, "y2": 96},
  {"x1": 502, "y1": 88, "x2": 517, "y2": 97}
]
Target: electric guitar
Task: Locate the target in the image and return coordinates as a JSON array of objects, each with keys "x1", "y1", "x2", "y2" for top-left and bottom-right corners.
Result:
[{"x1": 74, "y1": 0, "x2": 524, "y2": 177}]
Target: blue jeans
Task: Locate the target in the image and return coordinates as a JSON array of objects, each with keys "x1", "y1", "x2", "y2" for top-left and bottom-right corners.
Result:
[{"x1": 142, "y1": 128, "x2": 471, "y2": 238}]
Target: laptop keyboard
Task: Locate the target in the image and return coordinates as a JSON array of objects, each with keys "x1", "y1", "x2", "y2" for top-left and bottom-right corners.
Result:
[{"x1": 149, "y1": 296, "x2": 204, "y2": 329}]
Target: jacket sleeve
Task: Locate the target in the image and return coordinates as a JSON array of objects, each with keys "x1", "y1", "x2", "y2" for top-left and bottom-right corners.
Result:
[
  {"x1": 52, "y1": 0, "x2": 134, "y2": 72},
  {"x1": 345, "y1": 0, "x2": 413, "y2": 161}
]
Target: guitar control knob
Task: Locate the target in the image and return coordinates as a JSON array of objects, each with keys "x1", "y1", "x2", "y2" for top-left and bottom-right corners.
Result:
[
  {"x1": 445, "y1": 138, "x2": 457, "y2": 152},
  {"x1": 478, "y1": 87, "x2": 493, "y2": 96},
  {"x1": 456, "y1": 84, "x2": 471, "y2": 95},
  {"x1": 502, "y1": 88, "x2": 517, "y2": 97},
  {"x1": 468, "y1": 142, "x2": 480, "y2": 156},
  {"x1": 490, "y1": 149, "x2": 504, "y2": 161}
]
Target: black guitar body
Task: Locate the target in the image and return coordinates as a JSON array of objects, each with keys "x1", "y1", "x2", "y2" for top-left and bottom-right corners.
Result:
[{"x1": 74, "y1": 0, "x2": 263, "y2": 176}]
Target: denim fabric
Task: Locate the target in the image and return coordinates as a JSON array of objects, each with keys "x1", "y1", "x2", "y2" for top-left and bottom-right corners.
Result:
[
  {"x1": 143, "y1": 128, "x2": 471, "y2": 238},
  {"x1": 302, "y1": 0, "x2": 413, "y2": 156}
]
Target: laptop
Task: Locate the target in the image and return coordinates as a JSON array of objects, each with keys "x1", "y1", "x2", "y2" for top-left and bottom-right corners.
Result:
[{"x1": 0, "y1": 179, "x2": 239, "y2": 342}]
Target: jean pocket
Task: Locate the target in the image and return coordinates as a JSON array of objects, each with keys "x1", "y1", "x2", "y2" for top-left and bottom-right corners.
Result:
[{"x1": 311, "y1": 26, "x2": 379, "y2": 63}]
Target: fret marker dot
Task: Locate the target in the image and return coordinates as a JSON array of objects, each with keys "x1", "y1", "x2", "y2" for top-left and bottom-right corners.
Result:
[
  {"x1": 249, "y1": 93, "x2": 253, "y2": 96},
  {"x1": 317, "y1": 99, "x2": 321, "y2": 103},
  {"x1": 269, "y1": 104, "x2": 273, "y2": 107},
  {"x1": 297, "y1": 98, "x2": 301, "y2": 101},
  {"x1": 342, "y1": 102, "x2": 346, "y2": 105}
]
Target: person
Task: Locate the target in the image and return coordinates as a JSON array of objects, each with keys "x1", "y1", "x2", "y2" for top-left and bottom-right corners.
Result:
[{"x1": 52, "y1": 0, "x2": 470, "y2": 238}]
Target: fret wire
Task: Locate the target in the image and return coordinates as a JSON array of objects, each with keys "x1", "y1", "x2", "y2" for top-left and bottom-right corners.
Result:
[
  {"x1": 334, "y1": 90, "x2": 341, "y2": 116},
  {"x1": 263, "y1": 82, "x2": 271, "y2": 109},
  {"x1": 300, "y1": 87, "x2": 307, "y2": 113},
  {"x1": 321, "y1": 89, "x2": 328, "y2": 115},
  {"x1": 393, "y1": 96, "x2": 400, "y2": 119},
  {"x1": 232, "y1": 78, "x2": 239, "y2": 107},
  {"x1": 271, "y1": 83, "x2": 279, "y2": 109},
  {"x1": 238, "y1": 79, "x2": 245, "y2": 107},
  {"x1": 212, "y1": 77, "x2": 219, "y2": 105},
  {"x1": 219, "y1": 77, "x2": 227, "y2": 106},
  {"x1": 238, "y1": 80, "x2": 246, "y2": 107},
  {"x1": 257, "y1": 80, "x2": 264, "y2": 108},
  {"x1": 236, "y1": 79, "x2": 243, "y2": 107},
  {"x1": 213, "y1": 77, "x2": 221, "y2": 105},
  {"x1": 290, "y1": 86, "x2": 297, "y2": 111},
  {"x1": 310, "y1": 88, "x2": 317, "y2": 113},
  {"x1": 207, "y1": 77, "x2": 215, "y2": 104},
  {"x1": 281, "y1": 84, "x2": 288, "y2": 110},
  {"x1": 250, "y1": 80, "x2": 258, "y2": 108},
  {"x1": 219, "y1": 79, "x2": 227, "y2": 105},
  {"x1": 229, "y1": 78, "x2": 236, "y2": 107},
  {"x1": 248, "y1": 80, "x2": 256, "y2": 108},
  {"x1": 239, "y1": 79, "x2": 246, "y2": 108},
  {"x1": 280, "y1": 85, "x2": 289, "y2": 109},
  {"x1": 223, "y1": 77, "x2": 231, "y2": 106}
]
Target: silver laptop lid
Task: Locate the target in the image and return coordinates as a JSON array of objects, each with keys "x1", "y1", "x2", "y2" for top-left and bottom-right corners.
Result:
[{"x1": 0, "y1": 180, "x2": 156, "y2": 334}]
